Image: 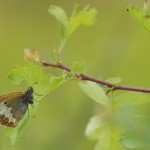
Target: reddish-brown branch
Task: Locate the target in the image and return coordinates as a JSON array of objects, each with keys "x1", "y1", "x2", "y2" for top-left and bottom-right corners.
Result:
[
  {"x1": 42, "y1": 61, "x2": 71, "y2": 71},
  {"x1": 42, "y1": 61, "x2": 150, "y2": 93}
]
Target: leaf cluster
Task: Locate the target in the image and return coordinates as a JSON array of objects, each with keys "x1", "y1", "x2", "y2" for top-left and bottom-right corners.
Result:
[{"x1": 5, "y1": 5, "x2": 97, "y2": 144}]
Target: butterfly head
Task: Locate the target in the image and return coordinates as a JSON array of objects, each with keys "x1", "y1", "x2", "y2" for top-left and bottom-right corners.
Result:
[
  {"x1": 25, "y1": 87, "x2": 34, "y2": 95},
  {"x1": 24, "y1": 87, "x2": 34, "y2": 104}
]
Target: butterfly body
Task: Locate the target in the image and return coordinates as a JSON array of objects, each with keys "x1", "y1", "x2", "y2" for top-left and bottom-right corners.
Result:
[{"x1": 0, "y1": 87, "x2": 34, "y2": 127}]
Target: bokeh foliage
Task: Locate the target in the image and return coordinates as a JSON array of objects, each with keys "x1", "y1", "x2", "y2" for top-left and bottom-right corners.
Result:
[{"x1": 0, "y1": 0, "x2": 150, "y2": 150}]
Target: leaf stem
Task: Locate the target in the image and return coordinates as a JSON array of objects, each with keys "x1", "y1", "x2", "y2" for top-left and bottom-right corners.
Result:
[
  {"x1": 57, "y1": 38, "x2": 67, "y2": 57},
  {"x1": 41, "y1": 61, "x2": 150, "y2": 93}
]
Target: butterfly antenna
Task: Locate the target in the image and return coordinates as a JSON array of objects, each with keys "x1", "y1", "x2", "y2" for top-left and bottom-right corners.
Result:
[{"x1": 30, "y1": 82, "x2": 40, "y2": 87}]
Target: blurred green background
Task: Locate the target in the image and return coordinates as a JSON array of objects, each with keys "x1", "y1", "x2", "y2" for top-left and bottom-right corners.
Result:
[{"x1": 0, "y1": 0, "x2": 150, "y2": 150}]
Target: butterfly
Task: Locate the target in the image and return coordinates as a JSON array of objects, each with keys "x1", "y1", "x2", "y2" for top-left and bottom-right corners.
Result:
[{"x1": 0, "y1": 87, "x2": 34, "y2": 127}]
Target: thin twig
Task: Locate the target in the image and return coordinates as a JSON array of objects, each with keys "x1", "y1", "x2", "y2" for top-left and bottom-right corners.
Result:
[{"x1": 42, "y1": 61, "x2": 150, "y2": 93}]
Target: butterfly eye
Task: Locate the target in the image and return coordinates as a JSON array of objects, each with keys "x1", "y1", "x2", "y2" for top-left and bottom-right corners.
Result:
[{"x1": 3, "y1": 100, "x2": 8, "y2": 105}]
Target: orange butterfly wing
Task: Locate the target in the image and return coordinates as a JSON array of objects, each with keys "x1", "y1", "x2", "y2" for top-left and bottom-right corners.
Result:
[
  {"x1": 0, "y1": 92, "x2": 23, "y2": 101},
  {"x1": 0, "y1": 92, "x2": 24, "y2": 127}
]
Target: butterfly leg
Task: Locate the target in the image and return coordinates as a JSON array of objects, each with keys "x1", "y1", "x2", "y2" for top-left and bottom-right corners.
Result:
[{"x1": 34, "y1": 93, "x2": 43, "y2": 96}]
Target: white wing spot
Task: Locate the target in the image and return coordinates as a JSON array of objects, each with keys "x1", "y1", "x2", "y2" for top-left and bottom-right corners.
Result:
[{"x1": 0, "y1": 100, "x2": 16, "y2": 123}]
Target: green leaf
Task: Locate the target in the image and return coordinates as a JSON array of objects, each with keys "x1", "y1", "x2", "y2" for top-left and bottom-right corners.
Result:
[
  {"x1": 48, "y1": 5, "x2": 97, "y2": 53},
  {"x1": 8, "y1": 66, "x2": 26, "y2": 85},
  {"x1": 94, "y1": 127, "x2": 125, "y2": 150},
  {"x1": 80, "y1": 81, "x2": 110, "y2": 106},
  {"x1": 120, "y1": 131, "x2": 146, "y2": 149},
  {"x1": 49, "y1": 76, "x2": 65, "y2": 91},
  {"x1": 114, "y1": 92, "x2": 150, "y2": 108},
  {"x1": 94, "y1": 126, "x2": 111, "y2": 150},
  {"x1": 68, "y1": 5, "x2": 98, "y2": 36},
  {"x1": 127, "y1": 5, "x2": 150, "y2": 32},
  {"x1": 49, "y1": 49, "x2": 58, "y2": 63},
  {"x1": 95, "y1": 127, "x2": 127, "y2": 150},
  {"x1": 86, "y1": 113, "x2": 125, "y2": 150},
  {"x1": 106, "y1": 77, "x2": 122, "y2": 84},
  {"x1": 48, "y1": 5, "x2": 69, "y2": 38},
  {"x1": 85, "y1": 113, "x2": 110, "y2": 140},
  {"x1": 48, "y1": 5, "x2": 98, "y2": 38},
  {"x1": 4, "y1": 115, "x2": 28, "y2": 145},
  {"x1": 71, "y1": 61, "x2": 86, "y2": 74},
  {"x1": 5, "y1": 62, "x2": 54, "y2": 144}
]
